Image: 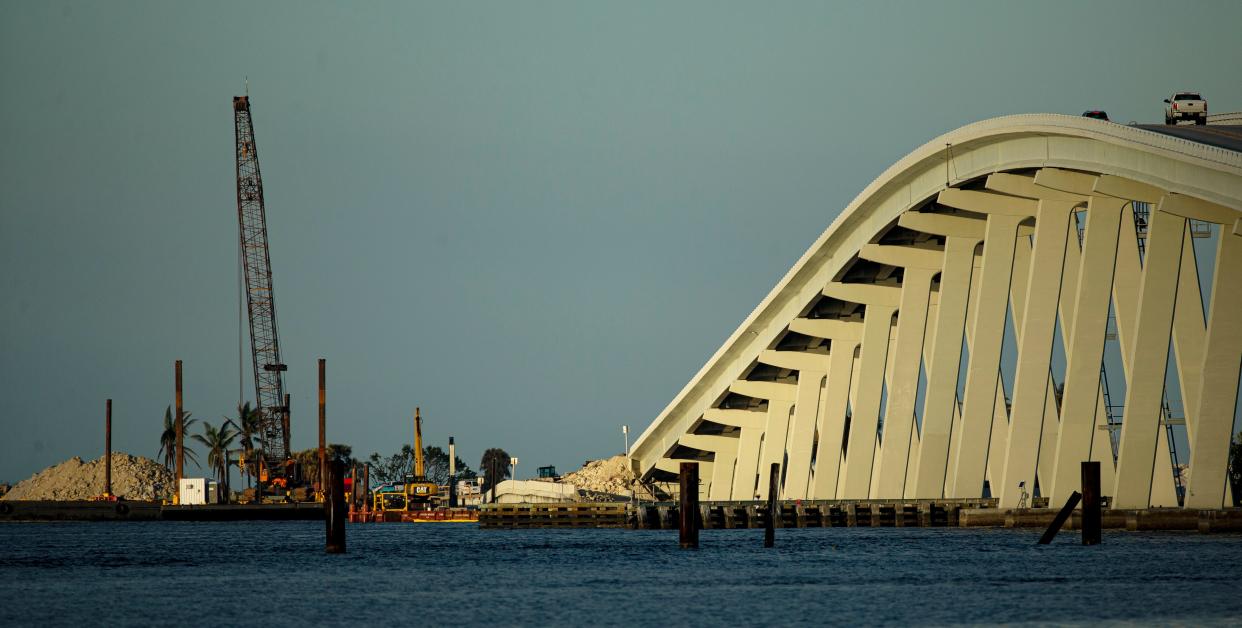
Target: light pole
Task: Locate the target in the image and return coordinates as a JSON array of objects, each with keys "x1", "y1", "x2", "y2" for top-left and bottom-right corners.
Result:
[
  {"x1": 623, "y1": 425, "x2": 634, "y2": 509},
  {"x1": 510, "y1": 457, "x2": 519, "y2": 484}
]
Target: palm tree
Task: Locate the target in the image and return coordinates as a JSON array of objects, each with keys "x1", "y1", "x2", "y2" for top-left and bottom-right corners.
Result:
[
  {"x1": 479, "y1": 447, "x2": 512, "y2": 496},
  {"x1": 292, "y1": 444, "x2": 355, "y2": 490},
  {"x1": 158, "y1": 405, "x2": 199, "y2": 470},
  {"x1": 193, "y1": 420, "x2": 237, "y2": 500},
  {"x1": 226, "y1": 402, "x2": 262, "y2": 488}
]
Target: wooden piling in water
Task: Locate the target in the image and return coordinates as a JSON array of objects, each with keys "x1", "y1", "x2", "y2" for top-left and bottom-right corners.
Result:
[
  {"x1": 175, "y1": 360, "x2": 184, "y2": 503},
  {"x1": 764, "y1": 463, "x2": 778, "y2": 547},
  {"x1": 104, "y1": 399, "x2": 112, "y2": 498},
  {"x1": 1081, "y1": 461, "x2": 1101, "y2": 545},
  {"x1": 679, "y1": 462, "x2": 699, "y2": 549},
  {"x1": 325, "y1": 459, "x2": 346, "y2": 553},
  {"x1": 1038, "y1": 491, "x2": 1082, "y2": 544},
  {"x1": 318, "y1": 358, "x2": 326, "y2": 499}
]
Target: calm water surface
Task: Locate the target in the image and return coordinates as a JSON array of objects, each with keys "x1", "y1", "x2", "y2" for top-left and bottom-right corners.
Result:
[{"x1": 1, "y1": 522, "x2": 1240, "y2": 626}]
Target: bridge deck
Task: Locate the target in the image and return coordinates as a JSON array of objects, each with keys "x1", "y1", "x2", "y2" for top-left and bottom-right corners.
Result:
[{"x1": 1135, "y1": 123, "x2": 1242, "y2": 152}]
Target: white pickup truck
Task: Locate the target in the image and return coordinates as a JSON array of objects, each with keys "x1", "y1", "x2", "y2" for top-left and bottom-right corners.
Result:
[{"x1": 1164, "y1": 92, "x2": 1207, "y2": 125}]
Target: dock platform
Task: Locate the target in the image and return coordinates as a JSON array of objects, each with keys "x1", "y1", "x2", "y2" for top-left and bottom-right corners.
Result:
[
  {"x1": 350, "y1": 508, "x2": 478, "y2": 523},
  {"x1": 628, "y1": 500, "x2": 1242, "y2": 533},
  {"x1": 480, "y1": 502, "x2": 627, "y2": 528}
]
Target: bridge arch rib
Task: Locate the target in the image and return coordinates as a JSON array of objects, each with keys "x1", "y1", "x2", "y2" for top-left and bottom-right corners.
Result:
[{"x1": 631, "y1": 114, "x2": 1242, "y2": 509}]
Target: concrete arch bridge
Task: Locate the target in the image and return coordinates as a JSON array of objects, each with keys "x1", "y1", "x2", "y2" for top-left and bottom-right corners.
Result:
[{"x1": 631, "y1": 114, "x2": 1242, "y2": 510}]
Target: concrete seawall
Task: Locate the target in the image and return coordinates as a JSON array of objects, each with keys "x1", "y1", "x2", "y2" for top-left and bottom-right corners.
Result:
[{"x1": 0, "y1": 500, "x2": 322, "y2": 522}]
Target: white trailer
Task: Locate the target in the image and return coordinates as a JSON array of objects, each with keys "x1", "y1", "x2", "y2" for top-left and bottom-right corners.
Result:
[{"x1": 178, "y1": 478, "x2": 219, "y2": 505}]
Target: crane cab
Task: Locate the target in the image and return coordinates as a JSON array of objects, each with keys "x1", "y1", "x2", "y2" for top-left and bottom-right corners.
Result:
[
  {"x1": 373, "y1": 485, "x2": 407, "y2": 512},
  {"x1": 404, "y1": 475, "x2": 439, "y2": 510}
]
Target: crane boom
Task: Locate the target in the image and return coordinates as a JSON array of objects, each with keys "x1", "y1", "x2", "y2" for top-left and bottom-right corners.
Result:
[
  {"x1": 414, "y1": 408, "x2": 425, "y2": 479},
  {"x1": 233, "y1": 95, "x2": 289, "y2": 477}
]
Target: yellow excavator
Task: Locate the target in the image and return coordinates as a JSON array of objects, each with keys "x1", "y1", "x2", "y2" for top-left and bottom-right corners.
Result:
[
  {"x1": 403, "y1": 407, "x2": 439, "y2": 509},
  {"x1": 371, "y1": 407, "x2": 441, "y2": 514}
]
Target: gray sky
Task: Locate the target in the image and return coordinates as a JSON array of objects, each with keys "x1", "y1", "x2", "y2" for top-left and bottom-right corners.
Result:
[{"x1": 3, "y1": 0, "x2": 1240, "y2": 483}]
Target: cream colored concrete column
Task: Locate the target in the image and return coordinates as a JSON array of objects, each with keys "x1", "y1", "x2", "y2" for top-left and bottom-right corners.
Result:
[
  {"x1": 784, "y1": 330, "x2": 854, "y2": 498},
  {"x1": 901, "y1": 286, "x2": 940, "y2": 498},
  {"x1": 756, "y1": 399, "x2": 794, "y2": 501},
  {"x1": 902, "y1": 425, "x2": 919, "y2": 495},
  {"x1": 1107, "y1": 207, "x2": 1162, "y2": 506},
  {"x1": 703, "y1": 408, "x2": 765, "y2": 500},
  {"x1": 680, "y1": 434, "x2": 738, "y2": 501},
  {"x1": 1094, "y1": 176, "x2": 1185, "y2": 506},
  {"x1": 731, "y1": 380, "x2": 797, "y2": 501},
  {"x1": 838, "y1": 301, "x2": 895, "y2": 498},
  {"x1": 998, "y1": 199, "x2": 1078, "y2": 508},
  {"x1": 871, "y1": 326, "x2": 898, "y2": 502},
  {"x1": 950, "y1": 212, "x2": 1024, "y2": 497},
  {"x1": 1113, "y1": 205, "x2": 1186, "y2": 508},
  {"x1": 759, "y1": 350, "x2": 830, "y2": 499},
  {"x1": 1037, "y1": 377, "x2": 1062, "y2": 493},
  {"x1": 985, "y1": 225, "x2": 1034, "y2": 484},
  {"x1": 1108, "y1": 209, "x2": 1179, "y2": 507},
  {"x1": 709, "y1": 441, "x2": 738, "y2": 501},
  {"x1": 732, "y1": 428, "x2": 763, "y2": 500},
  {"x1": 981, "y1": 173, "x2": 1091, "y2": 506},
  {"x1": 1162, "y1": 218, "x2": 1238, "y2": 507},
  {"x1": 986, "y1": 376, "x2": 1009, "y2": 487},
  {"x1": 863, "y1": 233, "x2": 957, "y2": 498},
  {"x1": 1038, "y1": 172, "x2": 1137, "y2": 496},
  {"x1": 908, "y1": 235, "x2": 977, "y2": 498},
  {"x1": 1050, "y1": 196, "x2": 1125, "y2": 503},
  {"x1": 1168, "y1": 228, "x2": 1236, "y2": 507},
  {"x1": 1185, "y1": 213, "x2": 1242, "y2": 508},
  {"x1": 1172, "y1": 230, "x2": 1205, "y2": 435},
  {"x1": 1091, "y1": 391, "x2": 1117, "y2": 489},
  {"x1": 946, "y1": 255, "x2": 986, "y2": 493},
  {"x1": 1035, "y1": 209, "x2": 1087, "y2": 492}
]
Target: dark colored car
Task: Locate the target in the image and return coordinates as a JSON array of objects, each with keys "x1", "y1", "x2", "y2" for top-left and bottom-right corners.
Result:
[{"x1": 1082, "y1": 110, "x2": 1110, "y2": 121}]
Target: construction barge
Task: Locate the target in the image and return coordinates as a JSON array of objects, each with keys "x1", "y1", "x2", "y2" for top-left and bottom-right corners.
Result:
[{"x1": 350, "y1": 507, "x2": 477, "y2": 523}]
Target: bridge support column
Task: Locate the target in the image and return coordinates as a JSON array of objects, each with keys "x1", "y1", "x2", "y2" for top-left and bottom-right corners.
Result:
[
  {"x1": 756, "y1": 399, "x2": 794, "y2": 501},
  {"x1": 910, "y1": 235, "x2": 977, "y2": 498},
  {"x1": 1050, "y1": 195, "x2": 1125, "y2": 505},
  {"x1": 1108, "y1": 209, "x2": 1179, "y2": 507},
  {"x1": 732, "y1": 428, "x2": 763, "y2": 500},
  {"x1": 702, "y1": 408, "x2": 766, "y2": 501},
  {"x1": 874, "y1": 267, "x2": 934, "y2": 498},
  {"x1": 1186, "y1": 227, "x2": 1242, "y2": 508},
  {"x1": 838, "y1": 303, "x2": 894, "y2": 499},
  {"x1": 1114, "y1": 207, "x2": 1185, "y2": 509},
  {"x1": 783, "y1": 368, "x2": 826, "y2": 499},
  {"x1": 999, "y1": 200, "x2": 1079, "y2": 508},
  {"x1": 708, "y1": 443, "x2": 737, "y2": 502},
  {"x1": 952, "y1": 214, "x2": 1021, "y2": 497},
  {"x1": 809, "y1": 341, "x2": 858, "y2": 499}
]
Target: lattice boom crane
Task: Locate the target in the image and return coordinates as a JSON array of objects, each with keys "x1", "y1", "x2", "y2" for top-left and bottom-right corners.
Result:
[{"x1": 233, "y1": 95, "x2": 290, "y2": 480}]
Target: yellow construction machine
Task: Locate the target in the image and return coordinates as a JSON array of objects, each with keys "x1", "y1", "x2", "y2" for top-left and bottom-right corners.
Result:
[
  {"x1": 369, "y1": 407, "x2": 441, "y2": 514},
  {"x1": 403, "y1": 407, "x2": 439, "y2": 509}
]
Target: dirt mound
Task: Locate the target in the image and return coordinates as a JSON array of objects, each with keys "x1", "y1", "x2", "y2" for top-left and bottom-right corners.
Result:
[
  {"x1": 2, "y1": 453, "x2": 174, "y2": 502},
  {"x1": 561, "y1": 455, "x2": 633, "y2": 496}
]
